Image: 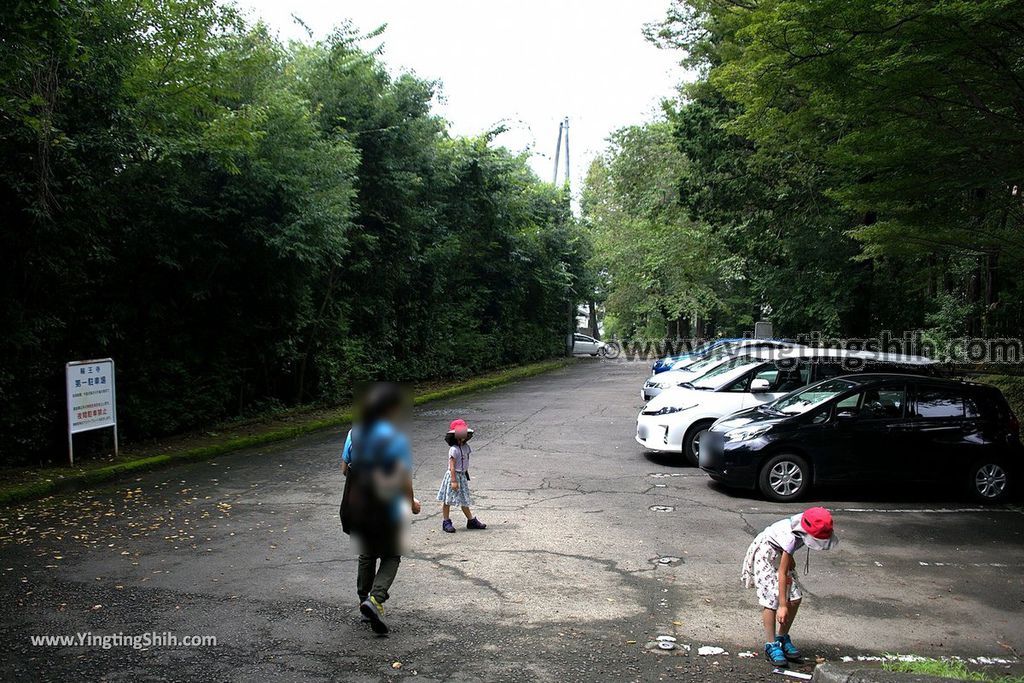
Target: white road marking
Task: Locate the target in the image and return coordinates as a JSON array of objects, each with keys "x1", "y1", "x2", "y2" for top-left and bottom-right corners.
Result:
[
  {"x1": 660, "y1": 641, "x2": 1018, "y2": 667},
  {"x1": 917, "y1": 561, "x2": 1020, "y2": 568},
  {"x1": 840, "y1": 654, "x2": 1018, "y2": 665},
  {"x1": 745, "y1": 506, "x2": 1023, "y2": 514}
]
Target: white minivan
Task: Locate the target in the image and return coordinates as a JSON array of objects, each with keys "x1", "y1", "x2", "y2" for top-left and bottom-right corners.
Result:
[{"x1": 635, "y1": 348, "x2": 936, "y2": 464}]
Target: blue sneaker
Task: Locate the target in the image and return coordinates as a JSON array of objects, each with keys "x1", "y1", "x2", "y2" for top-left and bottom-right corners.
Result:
[
  {"x1": 776, "y1": 634, "x2": 801, "y2": 662},
  {"x1": 359, "y1": 597, "x2": 388, "y2": 635},
  {"x1": 765, "y1": 641, "x2": 788, "y2": 667}
]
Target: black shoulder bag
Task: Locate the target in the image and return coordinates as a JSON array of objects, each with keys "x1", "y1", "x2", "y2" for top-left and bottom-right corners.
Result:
[{"x1": 339, "y1": 429, "x2": 396, "y2": 537}]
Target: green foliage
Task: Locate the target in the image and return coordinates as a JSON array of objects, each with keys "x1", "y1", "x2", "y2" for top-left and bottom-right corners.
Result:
[
  {"x1": 593, "y1": 0, "x2": 1024, "y2": 341},
  {"x1": 0, "y1": 0, "x2": 585, "y2": 464},
  {"x1": 582, "y1": 121, "x2": 740, "y2": 337}
]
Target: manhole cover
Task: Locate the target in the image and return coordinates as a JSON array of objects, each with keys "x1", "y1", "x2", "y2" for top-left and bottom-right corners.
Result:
[{"x1": 649, "y1": 505, "x2": 675, "y2": 512}]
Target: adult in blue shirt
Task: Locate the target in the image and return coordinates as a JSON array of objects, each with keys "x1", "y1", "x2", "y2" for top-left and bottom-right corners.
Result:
[{"x1": 341, "y1": 383, "x2": 420, "y2": 634}]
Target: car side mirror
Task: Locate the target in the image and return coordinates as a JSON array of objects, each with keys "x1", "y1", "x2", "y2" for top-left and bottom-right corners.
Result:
[{"x1": 750, "y1": 378, "x2": 771, "y2": 393}]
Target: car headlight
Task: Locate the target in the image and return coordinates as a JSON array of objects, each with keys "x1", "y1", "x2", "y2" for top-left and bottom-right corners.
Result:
[
  {"x1": 724, "y1": 424, "x2": 772, "y2": 442},
  {"x1": 648, "y1": 403, "x2": 697, "y2": 416}
]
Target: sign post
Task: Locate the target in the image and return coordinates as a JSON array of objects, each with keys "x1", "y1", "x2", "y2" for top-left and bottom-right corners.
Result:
[{"x1": 65, "y1": 359, "x2": 118, "y2": 466}]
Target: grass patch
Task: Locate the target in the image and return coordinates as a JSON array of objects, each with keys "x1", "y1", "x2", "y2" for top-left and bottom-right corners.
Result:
[
  {"x1": 883, "y1": 659, "x2": 1024, "y2": 682},
  {"x1": 0, "y1": 358, "x2": 573, "y2": 507}
]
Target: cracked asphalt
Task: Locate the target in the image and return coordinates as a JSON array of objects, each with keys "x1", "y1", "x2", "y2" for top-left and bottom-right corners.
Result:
[{"x1": 2, "y1": 359, "x2": 1023, "y2": 681}]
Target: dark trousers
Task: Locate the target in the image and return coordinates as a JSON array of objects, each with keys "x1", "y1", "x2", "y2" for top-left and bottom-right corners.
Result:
[{"x1": 357, "y1": 554, "x2": 401, "y2": 604}]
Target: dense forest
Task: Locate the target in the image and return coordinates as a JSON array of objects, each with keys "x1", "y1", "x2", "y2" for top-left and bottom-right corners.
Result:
[
  {"x1": 1, "y1": 0, "x2": 589, "y2": 464},
  {"x1": 584, "y1": 0, "x2": 1024, "y2": 343}
]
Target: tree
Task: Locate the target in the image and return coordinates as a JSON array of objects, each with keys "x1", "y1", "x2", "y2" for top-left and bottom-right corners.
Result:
[
  {"x1": 0, "y1": 1, "x2": 589, "y2": 464},
  {"x1": 652, "y1": 0, "x2": 1024, "y2": 338}
]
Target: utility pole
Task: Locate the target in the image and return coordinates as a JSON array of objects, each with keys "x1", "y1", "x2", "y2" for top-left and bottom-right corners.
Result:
[
  {"x1": 552, "y1": 117, "x2": 570, "y2": 189},
  {"x1": 552, "y1": 120, "x2": 563, "y2": 185},
  {"x1": 562, "y1": 117, "x2": 570, "y2": 192},
  {"x1": 554, "y1": 117, "x2": 575, "y2": 354}
]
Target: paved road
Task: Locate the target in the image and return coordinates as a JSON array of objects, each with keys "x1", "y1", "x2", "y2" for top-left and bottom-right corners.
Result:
[{"x1": 2, "y1": 360, "x2": 1023, "y2": 681}]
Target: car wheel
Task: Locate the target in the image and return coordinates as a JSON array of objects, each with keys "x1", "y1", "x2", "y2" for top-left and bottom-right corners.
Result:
[
  {"x1": 758, "y1": 453, "x2": 811, "y2": 502},
  {"x1": 968, "y1": 460, "x2": 1011, "y2": 503},
  {"x1": 682, "y1": 420, "x2": 714, "y2": 466}
]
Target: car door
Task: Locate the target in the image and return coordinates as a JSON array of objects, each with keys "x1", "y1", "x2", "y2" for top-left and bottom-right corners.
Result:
[
  {"x1": 902, "y1": 383, "x2": 970, "y2": 481},
  {"x1": 816, "y1": 382, "x2": 909, "y2": 483}
]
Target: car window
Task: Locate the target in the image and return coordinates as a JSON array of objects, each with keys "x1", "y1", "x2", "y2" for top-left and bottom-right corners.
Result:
[
  {"x1": 731, "y1": 362, "x2": 810, "y2": 394},
  {"x1": 836, "y1": 385, "x2": 906, "y2": 420},
  {"x1": 686, "y1": 355, "x2": 725, "y2": 373},
  {"x1": 772, "y1": 379, "x2": 856, "y2": 415},
  {"x1": 758, "y1": 363, "x2": 810, "y2": 393},
  {"x1": 965, "y1": 395, "x2": 981, "y2": 419},
  {"x1": 814, "y1": 360, "x2": 849, "y2": 382},
  {"x1": 914, "y1": 389, "x2": 964, "y2": 419},
  {"x1": 778, "y1": 363, "x2": 811, "y2": 392},
  {"x1": 722, "y1": 375, "x2": 751, "y2": 392},
  {"x1": 693, "y1": 360, "x2": 760, "y2": 389}
]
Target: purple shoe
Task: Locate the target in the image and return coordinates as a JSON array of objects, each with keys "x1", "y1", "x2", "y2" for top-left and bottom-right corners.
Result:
[
  {"x1": 442, "y1": 519, "x2": 455, "y2": 533},
  {"x1": 466, "y1": 517, "x2": 487, "y2": 530}
]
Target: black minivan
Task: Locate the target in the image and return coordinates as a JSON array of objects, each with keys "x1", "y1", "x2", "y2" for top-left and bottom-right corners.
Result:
[{"x1": 699, "y1": 374, "x2": 1021, "y2": 502}]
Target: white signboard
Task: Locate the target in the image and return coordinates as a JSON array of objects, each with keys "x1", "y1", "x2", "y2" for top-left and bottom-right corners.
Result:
[{"x1": 66, "y1": 359, "x2": 118, "y2": 464}]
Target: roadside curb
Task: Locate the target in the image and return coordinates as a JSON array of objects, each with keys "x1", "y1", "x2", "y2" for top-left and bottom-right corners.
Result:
[
  {"x1": 0, "y1": 358, "x2": 575, "y2": 507},
  {"x1": 812, "y1": 663, "x2": 958, "y2": 682}
]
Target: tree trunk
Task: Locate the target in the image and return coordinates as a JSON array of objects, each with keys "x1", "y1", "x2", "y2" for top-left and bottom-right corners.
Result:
[{"x1": 983, "y1": 248, "x2": 999, "y2": 337}]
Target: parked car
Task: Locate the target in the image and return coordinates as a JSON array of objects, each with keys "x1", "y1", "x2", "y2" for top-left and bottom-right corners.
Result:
[
  {"x1": 699, "y1": 374, "x2": 1020, "y2": 503},
  {"x1": 651, "y1": 338, "x2": 794, "y2": 375},
  {"x1": 642, "y1": 348, "x2": 788, "y2": 401},
  {"x1": 635, "y1": 348, "x2": 937, "y2": 464},
  {"x1": 572, "y1": 333, "x2": 607, "y2": 357},
  {"x1": 651, "y1": 338, "x2": 747, "y2": 375}
]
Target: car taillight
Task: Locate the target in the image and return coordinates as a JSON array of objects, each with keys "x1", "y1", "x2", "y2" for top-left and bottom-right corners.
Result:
[{"x1": 1009, "y1": 411, "x2": 1020, "y2": 434}]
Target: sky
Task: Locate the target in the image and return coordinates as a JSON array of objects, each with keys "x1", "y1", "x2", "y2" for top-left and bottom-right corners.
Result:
[{"x1": 236, "y1": 0, "x2": 690, "y2": 196}]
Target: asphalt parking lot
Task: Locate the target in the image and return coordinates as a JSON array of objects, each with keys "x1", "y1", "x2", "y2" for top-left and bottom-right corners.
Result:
[{"x1": 1, "y1": 359, "x2": 1022, "y2": 681}]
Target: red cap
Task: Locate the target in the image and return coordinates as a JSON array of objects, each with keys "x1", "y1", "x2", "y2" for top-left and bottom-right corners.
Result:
[
  {"x1": 449, "y1": 419, "x2": 468, "y2": 432},
  {"x1": 800, "y1": 507, "x2": 833, "y2": 540}
]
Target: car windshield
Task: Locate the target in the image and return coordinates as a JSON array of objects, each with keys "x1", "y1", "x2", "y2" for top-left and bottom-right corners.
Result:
[
  {"x1": 684, "y1": 354, "x2": 729, "y2": 373},
  {"x1": 692, "y1": 359, "x2": 761, "y2": 389},
  {"x1": 769, "y1": 379, "x2": 857, "y2": 415}
]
